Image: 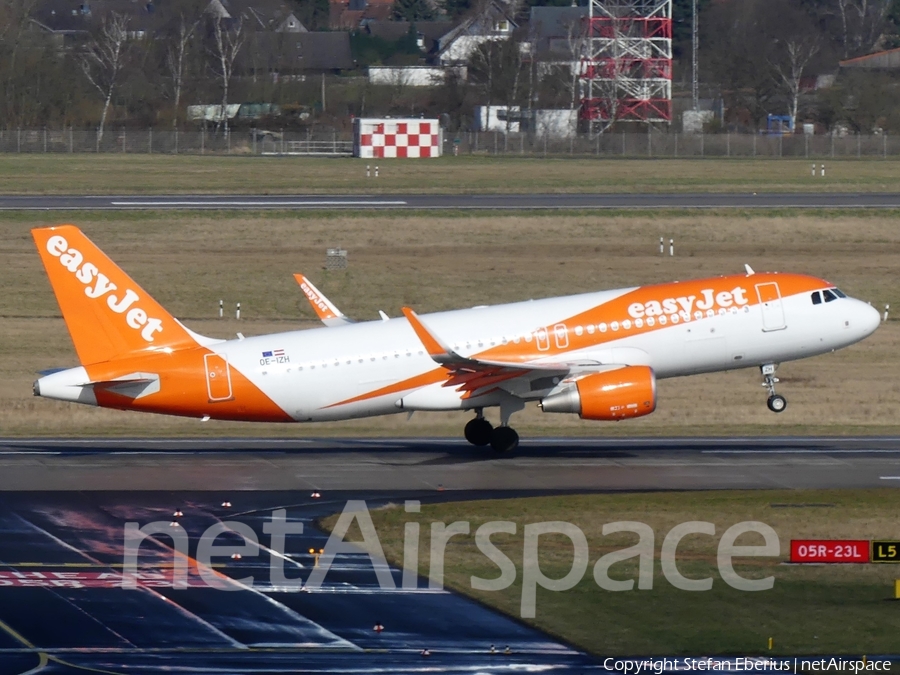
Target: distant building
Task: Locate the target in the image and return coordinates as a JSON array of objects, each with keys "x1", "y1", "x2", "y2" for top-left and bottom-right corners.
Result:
[
  {"x1": 840, "y1": 48, "x2": 900, "y2": 70},
  {"x1": 436, "y1": 0, "x2": 517, "y2": 65},
  {"x1": 368, "y1": 65, "x2": 465, "y2": 86},
  {"x1": 244, "y1": 31, "x2": 354, "y2": 77},
  {"x1": 528, "y1": 6, "x2": 587, "y2": 63},
  {"x1": 207, "y1": 0, "x2": 308, "y2": 32},
  {"x1": 330, "y1": 0, "x2": 393, "y2": 29},
  {"x1": 363, "y1": 20, "x2": 454, "y2": 61}
]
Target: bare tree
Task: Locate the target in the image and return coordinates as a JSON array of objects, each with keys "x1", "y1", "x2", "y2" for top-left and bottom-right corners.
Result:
[
  {"x1": 703, "y1": 0, "x2": 779, "y2": 130},
  {"x1": 0, "y1": 0, "x2": 39, "y2": 123},
  {"x1": 564, "y1": 16, "x2": 590, "y2": 112},
  {"x1": 80, "y1": 12, "x2": 130, "y2": 144},
  {"x1": 831, "y1": 0, "x2": 891, "y2": 57},
  {"x1": 469, "y1": 38, "x2": 527, "y2": 132},
  {"x1": 773, "y1": 36, "x2": 820, "y2": 131},
  {"x1": 210, "y1": 16, "x2": 243, "y2": 134},
  {"x1": 504, "y1": 39, "x2": 523, "y2": 134},
  {"x1": 582, "y1": 11, "x2": 628, "y2": 136},
  {"x1": 166, "y1": 14, "x2": 197, "y2": 126}
]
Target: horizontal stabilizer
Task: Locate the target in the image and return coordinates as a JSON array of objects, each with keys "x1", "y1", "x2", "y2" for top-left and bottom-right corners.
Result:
[{"x1": 87, "y1": 373, "x2": 160, "y2": 399}]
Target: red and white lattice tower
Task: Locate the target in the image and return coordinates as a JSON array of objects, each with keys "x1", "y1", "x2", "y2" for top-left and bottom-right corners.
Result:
[{"x1": 580, "y1": 0, "x2": 672, "y2": 130}]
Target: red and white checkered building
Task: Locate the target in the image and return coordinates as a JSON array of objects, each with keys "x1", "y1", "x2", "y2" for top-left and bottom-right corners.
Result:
[{"x1": 354, "y1": 118, "x2": 442, "y2": 158}]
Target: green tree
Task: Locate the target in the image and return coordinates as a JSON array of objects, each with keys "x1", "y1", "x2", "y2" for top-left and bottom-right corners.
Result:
[
  {"x1": 291, "y1": 0, "x2": 331, "y2": 31},
  {"x1": 392, "y1": 0, "x2": 435, "y2": 21},
  {"x1": 442, "y1": 0, "x2": 472, "y2": 20}
]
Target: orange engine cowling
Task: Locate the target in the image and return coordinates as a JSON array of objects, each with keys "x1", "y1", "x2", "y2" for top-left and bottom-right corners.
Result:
[{"x1": 539, "y1": 366, "x2": 657, "y2": 421}]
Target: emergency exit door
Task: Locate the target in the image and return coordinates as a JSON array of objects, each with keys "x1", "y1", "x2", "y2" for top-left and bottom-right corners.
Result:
[{"x1": 204, "y1": 353, "x2": 234, "y2": 402}]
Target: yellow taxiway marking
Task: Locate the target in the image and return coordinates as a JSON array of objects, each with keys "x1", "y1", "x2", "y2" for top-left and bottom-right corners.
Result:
[{"x1": 0, "y1": 617, "x2": 49, "y2": 675}]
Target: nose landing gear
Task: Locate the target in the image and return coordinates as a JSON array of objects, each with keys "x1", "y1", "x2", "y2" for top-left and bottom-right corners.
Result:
[{"x1": 761, "y1": 364, "x2": 787, "y2": 413}]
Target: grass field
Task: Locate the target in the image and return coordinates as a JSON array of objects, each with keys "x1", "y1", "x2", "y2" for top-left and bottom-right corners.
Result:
[
  {"x1": 0, "y1": 155, "x2": 900, "y2": 194},
  {"x1": 323, "y1": 490, "x2": 900, "y2": 655},
  {"x1": 1, "y1": 208, "x2": 898, "y2": 437}
]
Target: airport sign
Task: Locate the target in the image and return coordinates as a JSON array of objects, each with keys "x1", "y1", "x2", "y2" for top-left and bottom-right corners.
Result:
[
  {"x1": 789, "y1": 540, "x2": 870, "y2": 563},
  {"x1": 871, "y1": 541, "x2": 900, "y2": 563}
]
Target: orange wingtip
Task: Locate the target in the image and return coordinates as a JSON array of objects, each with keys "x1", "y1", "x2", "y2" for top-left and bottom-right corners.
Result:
[
  {"x1": 294, "y1": 274, "x2": 341, "y2": 321},
  {"x1": 401, "y1": 307, "x2": 449, "y2": 359}
]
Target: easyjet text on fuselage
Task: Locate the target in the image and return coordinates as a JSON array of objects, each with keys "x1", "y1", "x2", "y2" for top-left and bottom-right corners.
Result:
[{"x1": 627, "y1": 286, "x2": 749, "y2": 320}]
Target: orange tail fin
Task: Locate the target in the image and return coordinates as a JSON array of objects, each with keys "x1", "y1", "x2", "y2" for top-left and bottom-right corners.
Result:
[{"x1": 33, "y1": 225, "x2": 199, "y2": 365}]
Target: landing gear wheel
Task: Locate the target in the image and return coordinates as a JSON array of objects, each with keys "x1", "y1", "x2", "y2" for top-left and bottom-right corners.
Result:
[
  {"x1": 767, "y1": 395, "x2": 787, "y2": 413},
  {"x1": 490, "y1": 426, "x2": 519, "y2": 453},
  {"x1": 464, "y1": 417, "x2": 493, "y2": 446},
  {"x1": 760, "y1": 364, "x2": 785, "y2": 414}
]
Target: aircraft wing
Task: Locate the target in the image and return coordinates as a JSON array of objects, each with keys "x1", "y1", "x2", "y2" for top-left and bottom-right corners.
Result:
[
  {"x1": 294, "y1": 274, "x2": 355, "y2": 327},
  {"x1": 402, "y1": 307, "x2": 628, "y2": 399}
]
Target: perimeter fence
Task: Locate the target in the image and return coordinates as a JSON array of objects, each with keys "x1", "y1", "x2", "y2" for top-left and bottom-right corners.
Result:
[{"x1": 2, "y1": 127, "x2": 899, "y2": 158}]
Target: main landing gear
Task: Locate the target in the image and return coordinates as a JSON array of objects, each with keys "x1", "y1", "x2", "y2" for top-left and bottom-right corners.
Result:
[
  {"x1": 761, "y1": 364, "x2": 787, "y2": 413},
  {"x1": 464, "y1": 409, "x2": 520, "y2": 453}
]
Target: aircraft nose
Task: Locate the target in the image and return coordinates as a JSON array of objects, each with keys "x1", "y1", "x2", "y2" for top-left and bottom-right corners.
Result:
[{"x1": 856, "y1": 300, "x2": 881, "y2": 337}]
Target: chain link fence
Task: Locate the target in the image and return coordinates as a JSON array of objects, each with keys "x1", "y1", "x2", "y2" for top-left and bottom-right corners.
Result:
[
  {"x1": 1, "y1": 127, "x2": 897, "y2": 158},
  {"x1": 454, "y1": 129, "x2": 899, "y2": 158}
]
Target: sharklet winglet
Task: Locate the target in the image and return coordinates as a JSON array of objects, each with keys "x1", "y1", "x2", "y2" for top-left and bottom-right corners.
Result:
[
  {"x1": 294, "y1": 273, "x2": 354, "y2": 327},
  {"x1": 401, "y1": 307, "x2": 465, "y2": 365}
]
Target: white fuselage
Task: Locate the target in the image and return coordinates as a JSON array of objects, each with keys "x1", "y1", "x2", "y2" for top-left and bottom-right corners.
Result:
[{"x1": 191, "y1": 283, "x2": 879, "y2": 422}]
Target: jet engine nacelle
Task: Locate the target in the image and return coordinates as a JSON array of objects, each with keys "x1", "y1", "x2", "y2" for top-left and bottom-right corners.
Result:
[{"x1": 539, "y1": 366, "x2": 656, "y2": 421}]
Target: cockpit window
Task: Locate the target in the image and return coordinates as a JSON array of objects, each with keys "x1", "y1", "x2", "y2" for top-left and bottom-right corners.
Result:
[
  {"x1": 811, "y1": 291, "x2": 822, "y2": 305},
  {"x1": 823, "y1": 289, "x2": 837, "y2": 303},
  {"x1": 832, "y1": 288, "x2": 847, "y2": 298}
]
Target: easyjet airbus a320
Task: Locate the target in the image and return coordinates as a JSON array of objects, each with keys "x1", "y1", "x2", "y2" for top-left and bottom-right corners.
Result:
[{"x1": 33, "y1": 225, "x2": 880, "y2": 452}]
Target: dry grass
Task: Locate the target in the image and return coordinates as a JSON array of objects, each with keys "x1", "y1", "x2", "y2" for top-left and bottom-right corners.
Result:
[
  {"x1": 335, "y1": 490, "x2": 900, "y2": 654},
  {"x1": 1, "y1": 155, "x2": 900, "y2": 194},
  {"x1": 2, "y1": 209, "x2": 899, "y2": 437}
]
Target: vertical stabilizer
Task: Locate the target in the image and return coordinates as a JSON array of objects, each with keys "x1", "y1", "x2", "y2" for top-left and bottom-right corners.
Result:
[{"x1": 33, "y1": 225, "x2": 199, "y2": 365}]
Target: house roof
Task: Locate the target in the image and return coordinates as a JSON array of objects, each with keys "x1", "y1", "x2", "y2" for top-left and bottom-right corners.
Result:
[
  {"x1": 528, "y1": 6, "x2": 587, "y2": 59},
  {"x1": 31, "y1": 0, "x2": 90, "y2": 34},
  {"x1": 250, "y1": 31, "x2": 354, "y2": 70},
  {"x1": 437, "y1": 0, "x2": 517, "y2": 51},
  {"x1": 32, "y1": 0, "x2": 157, "y2": 33},
  {"x1": 839, "y1": 47, "x2": 900, "y2": 69},
  {"x1": 365, "y1": 19, "x2": 453, "y2": 44},
  {"x1": 330, "y1": 0, "x2": 392, "y2": 29},
  {"x1": 214, "y1": 0, "x2": 306, "y2": 31},
  {"x1": 528, "y1": 6, "x2": 586, "y2": 39}
]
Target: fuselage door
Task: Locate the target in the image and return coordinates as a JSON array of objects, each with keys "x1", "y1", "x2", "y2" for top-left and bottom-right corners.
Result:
[
  {"x1": 204, "y1": 353, "x2": 234, "y2": 402},
  {"x1": 553, "y1": 323, "x2": 569, "y2": 350},
  {"x1": 535, "y1": 327, "x2": 550, "y2": 351},
  {"x1": 755, "y1": 282, "x2": 787, "y2": 332}
]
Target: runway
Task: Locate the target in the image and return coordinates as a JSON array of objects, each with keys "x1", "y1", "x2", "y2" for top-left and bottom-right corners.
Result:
[
  {"x1": 1, "y1": 436, "x2": 898, "y2": 491},
  {"x1": 0, "y1": 490, "x2": 599, "y2": 675},
  {"x1": 3, "y1": 192, "x2": 900, "y2": 210},
  {"x1": 1, "y1": 436, "x2": 896, "y2": 673}
]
